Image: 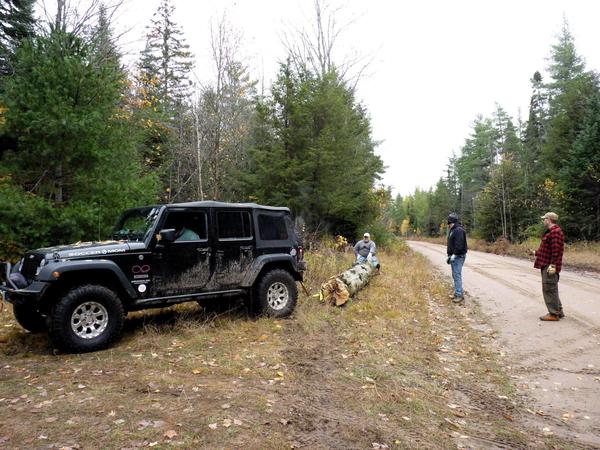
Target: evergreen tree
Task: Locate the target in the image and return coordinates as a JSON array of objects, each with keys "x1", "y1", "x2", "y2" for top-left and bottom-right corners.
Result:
[
  {"x1": 89, "y1": 3, "x2": 120, "y2": 67},
  {"x1": 559, "y1": 92, "x2": 600, "y2": 239},
  {"x1": 243, "y1": 63, "x2": 383, "y2": 237},
  {"x1": 138, "y1": 0, "x2": 193, "y2": 110},
  {"x1": 135, "y1": 0, "x2": 195, "y2": 202},
  {"x1": 542, "y1": 20, "x2": 597, "y2": 175},
  {"x1": 0, "y1": 0, "x2": 35, "y2": 76},
  {"x1": 454, "y1": 116, "x2": 496, "y2": 229},
  {"x1": 522, "y1": 71, "x2": 546, "y2": 184},
  {"x1": 0, "y1": 27, "x2": 157, "y2": 250}
]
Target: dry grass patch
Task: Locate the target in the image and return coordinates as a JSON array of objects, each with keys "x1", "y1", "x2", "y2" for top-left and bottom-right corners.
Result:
[{"x1": 0, "y1": 242, "x2": 579, "y2": 449}]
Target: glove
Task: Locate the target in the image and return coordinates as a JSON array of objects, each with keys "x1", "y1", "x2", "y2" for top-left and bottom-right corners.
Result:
[
  {"x1": 450, "y1": 254, "x2": 456, "y2": 262},
  {"x1": 547, "y1": 264, "x2": 556, "y2": 276},
  {"x1": 367, "y1": 253, "x2": 373, "y2": 262},
  {"x1": 446, "y1": 256, "x2": 451, "y2": 264}
]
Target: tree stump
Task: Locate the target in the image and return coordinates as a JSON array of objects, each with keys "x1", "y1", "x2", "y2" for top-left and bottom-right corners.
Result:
[{"x1": 320, "y1": 263, "x2": 375, "y2": 306}]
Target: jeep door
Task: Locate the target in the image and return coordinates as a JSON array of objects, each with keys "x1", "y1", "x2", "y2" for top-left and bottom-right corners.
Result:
[
  {"x1": 213, "y1": 209, "x2": 254, "y2": 288},
  {"x1": 153, "y1": 208, "x2": 213, "y2": 296}
]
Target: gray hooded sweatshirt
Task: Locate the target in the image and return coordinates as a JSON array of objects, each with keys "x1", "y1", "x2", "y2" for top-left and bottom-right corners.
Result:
[{"x1": 354, "y1": 239, "x2": 376, "y2": 257}]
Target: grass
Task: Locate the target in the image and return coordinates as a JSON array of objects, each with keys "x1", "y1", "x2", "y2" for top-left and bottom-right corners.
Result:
[
  {"x1": 412, "y1": 235, "x2": 600, "y2": 272},
  {"x1": 0, "y1": 242, "x2": 583, "y2": 449}
]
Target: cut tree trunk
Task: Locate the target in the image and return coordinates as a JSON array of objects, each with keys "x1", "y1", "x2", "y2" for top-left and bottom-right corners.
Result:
[{"x1": 320, "y1": 263, "x2": 375, "y2": 306}]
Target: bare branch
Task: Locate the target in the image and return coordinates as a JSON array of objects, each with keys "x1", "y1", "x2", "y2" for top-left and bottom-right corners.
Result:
[{"x1": 281, "y1": 0, "x2": 373, "y2": 86}]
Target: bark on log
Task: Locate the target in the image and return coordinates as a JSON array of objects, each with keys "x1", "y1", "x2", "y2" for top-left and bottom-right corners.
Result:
[{"x1": 320, "y1": 263, "x2": 375, "y2": 306}]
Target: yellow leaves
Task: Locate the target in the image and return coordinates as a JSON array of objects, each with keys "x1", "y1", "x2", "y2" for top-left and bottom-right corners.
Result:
[
  {"x1": 400, "y1": 218, "x2": 410, "y2": 236},
  {"x1": 334, "y1": 235, "x2": 348, "y2": 251},
  {"x1": 0, "y1": 105, "x2": 6, "y2": 127}
]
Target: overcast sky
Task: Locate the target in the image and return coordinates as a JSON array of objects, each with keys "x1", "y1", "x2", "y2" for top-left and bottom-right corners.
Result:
[{"x1": 49, "y1": 0, "x2": 600, "y2": 196}]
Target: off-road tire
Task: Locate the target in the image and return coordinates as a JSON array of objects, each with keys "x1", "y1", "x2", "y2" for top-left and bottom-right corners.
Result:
[
  {"x1": 255, "y1": 269, "x2": 297, "y2": 318},
  {"x1": 12, "y1": 303, "x2": 46, "y2": 333},
  {"x1": 48, "y1": 285, "x2": 125, "y2": 353}
]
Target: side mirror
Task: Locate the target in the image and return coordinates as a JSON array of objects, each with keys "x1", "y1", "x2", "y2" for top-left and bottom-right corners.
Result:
[{"x1": 159, "y1": 228, "x2": 176, "y2": 243}]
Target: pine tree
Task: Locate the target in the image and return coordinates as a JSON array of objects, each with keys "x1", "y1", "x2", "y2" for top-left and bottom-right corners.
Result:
[
  {"x1": 1, "y1": 26, "x2": 157, "y2": 245},
  {"x1": 454, "y1": 116, "x2": 496, "y2": 229},
  {"x1": 135, "y1": 0, "x2": 195, "y2": 202},
  {"x1": 522, "y1": 72, "x2": 546, "y2": 179},
  {"x1": 89, "y1": 4, "x2": 120, "y2": 67},
  {"x1": 542, "y1": 19, "x2": 597, "y2": 175},
  {"x1": 243, "y1": 63, "x2": 383, "y2": 236},
  {"x1": 0, "y1": 0, "x2": 35, "y2": 76},
  {"x1": 559, "y1": 91, "x2": 600, "y2": 239},
  {"x1": 138, "y1": 0, "x2": 193, "y2": 110}
]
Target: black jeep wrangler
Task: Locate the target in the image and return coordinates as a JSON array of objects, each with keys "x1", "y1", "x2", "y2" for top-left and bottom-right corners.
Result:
[{"x1": 0, "y1": 201, "x2": 306, "y2": 353}]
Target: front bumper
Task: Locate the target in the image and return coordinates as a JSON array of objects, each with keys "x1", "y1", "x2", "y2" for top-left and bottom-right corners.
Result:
[{"x1": 0, "y1": 262, "x2": 51, "y2": 306}]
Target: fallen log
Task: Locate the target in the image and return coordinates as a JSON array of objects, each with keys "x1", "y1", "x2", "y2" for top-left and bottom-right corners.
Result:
[{"x1": 320, "y1": 263, "x2": 375, "y2": 306}]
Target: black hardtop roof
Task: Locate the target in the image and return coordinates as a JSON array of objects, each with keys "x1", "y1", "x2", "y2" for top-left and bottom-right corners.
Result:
[{"x1": 165, "y1": 201, "x2": 290, "y2": 213}]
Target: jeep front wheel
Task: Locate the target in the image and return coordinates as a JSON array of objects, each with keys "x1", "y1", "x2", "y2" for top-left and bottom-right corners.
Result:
[
  {"x1": 256, "y1": 270, "x2": 297, "y2": 318},
  {"x1": 48, "y1": 285, "x2": 125, "y2": 353},
  {"x1": 12, "y1": 303, "x2": 46, "y2": 333}
]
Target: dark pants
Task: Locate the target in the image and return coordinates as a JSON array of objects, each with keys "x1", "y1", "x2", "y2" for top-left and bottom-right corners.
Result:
[{"x1": 541, "y1": 268, "x2": 562, "y2": 315}]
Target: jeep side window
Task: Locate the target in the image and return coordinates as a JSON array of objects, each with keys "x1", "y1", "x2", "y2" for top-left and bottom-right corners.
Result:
[
  {"x1": 258, "y1": 214, "x2": 289, "y2": 240},
  {"x1": 217, "y1": 211, "x2": 252, "y2": 240},
  {"x1": 163, "y1": 211, "x2": 207, "y2": 242}
]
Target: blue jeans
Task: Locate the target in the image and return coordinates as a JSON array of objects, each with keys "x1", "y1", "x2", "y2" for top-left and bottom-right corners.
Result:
[
  {"x1": 450, "y1": 254, "x2": 465, "y2": 297},
  {"x1": 357, "y1": 254, "x2": 379, "y2": 268}
]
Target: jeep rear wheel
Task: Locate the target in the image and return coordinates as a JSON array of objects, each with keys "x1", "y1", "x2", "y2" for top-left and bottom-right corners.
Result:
[
  {"x1": 48, "y1": 285, "x2": 125, "y2": 353},
  {"x1": 256, "y1": 270, "x2": 297, "y2": 318},
  {"x1": 12, "y1": 303, "x2": 46, "y2": 333}
]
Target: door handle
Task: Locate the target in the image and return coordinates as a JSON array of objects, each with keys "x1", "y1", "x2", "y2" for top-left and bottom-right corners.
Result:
[{"x1": 196, "y1": 248, "x2": 211, "y2": 254}]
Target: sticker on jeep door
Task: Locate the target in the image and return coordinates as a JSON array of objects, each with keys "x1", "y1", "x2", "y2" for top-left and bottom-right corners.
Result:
[{"x1": 130, "y1": 265, "x2": 151, "y2": 289}]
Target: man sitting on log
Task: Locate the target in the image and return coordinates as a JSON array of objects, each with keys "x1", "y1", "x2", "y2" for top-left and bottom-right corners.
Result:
[{"x1": 354, "y1": 232, "x2": 380, "y2": 269}]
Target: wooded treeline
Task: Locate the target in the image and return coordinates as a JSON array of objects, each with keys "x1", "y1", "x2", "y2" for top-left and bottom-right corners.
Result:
[
  {"x1": 391, "y1": 21, "x2": 600, "y2": 242},
  {"x1": 0, "y1": 0, "x2": 384, "y2": 259}
]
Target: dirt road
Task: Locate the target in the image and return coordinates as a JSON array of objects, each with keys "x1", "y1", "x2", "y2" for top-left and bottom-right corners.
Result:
[{"x1": 408, "y1": 240, "x2": 600, "y2": 447}]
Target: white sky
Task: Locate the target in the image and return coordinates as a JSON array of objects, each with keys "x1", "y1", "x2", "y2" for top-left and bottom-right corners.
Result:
[{"x1": 46, "y1": 0, "x2": 600, "y2": 196}]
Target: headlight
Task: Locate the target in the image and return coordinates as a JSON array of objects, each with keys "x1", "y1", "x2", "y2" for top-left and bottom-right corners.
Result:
[{"x1": 35, "y1": 258, "x2": 46, "y2": 276}]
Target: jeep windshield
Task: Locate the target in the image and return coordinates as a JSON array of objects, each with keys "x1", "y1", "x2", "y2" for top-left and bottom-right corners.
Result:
[{"x1": 112, "y1": 206, "x2": 161, "y2": 242}]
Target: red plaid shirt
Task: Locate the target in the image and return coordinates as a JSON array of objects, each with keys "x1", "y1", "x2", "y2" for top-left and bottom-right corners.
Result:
[{"x1": 534, "y1": 224, "x2": 564, "y2": 273}]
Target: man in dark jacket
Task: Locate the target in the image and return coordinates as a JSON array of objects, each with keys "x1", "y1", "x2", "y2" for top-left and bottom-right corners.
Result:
[
  {"x1": 447, "y1": 213, "x2": 468, "y2": 302},
  {"x1": 534, "y1": 212, "x2": 565, "y2": 321}
]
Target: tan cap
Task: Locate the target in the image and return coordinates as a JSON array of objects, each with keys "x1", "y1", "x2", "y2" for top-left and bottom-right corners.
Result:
[
  {"x1": 363, "y1": 232, "x2": 370, "y2": 238},
  {"x1": 541, "y1": 212, "x2": 558, "y2": 221}
]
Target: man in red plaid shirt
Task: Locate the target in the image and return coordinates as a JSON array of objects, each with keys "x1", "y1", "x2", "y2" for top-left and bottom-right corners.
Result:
[{"x1": 533, "y1": 212, "x2": 565, "y2": 321}]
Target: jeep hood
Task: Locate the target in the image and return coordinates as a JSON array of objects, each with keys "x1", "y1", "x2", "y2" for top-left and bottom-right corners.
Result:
[{"x1": 36, "y1": 241, "x2": 137, "y2": 259}]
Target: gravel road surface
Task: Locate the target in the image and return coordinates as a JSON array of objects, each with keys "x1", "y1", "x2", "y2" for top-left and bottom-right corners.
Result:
[{"x1": 408, "y1": 240, "x2": 600, "y2": 447}]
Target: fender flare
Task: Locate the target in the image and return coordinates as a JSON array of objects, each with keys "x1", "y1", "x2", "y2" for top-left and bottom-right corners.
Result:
[
  {"x1": 38, "y1": 260, "x2": 138, "y2": 298},
  {"x1": 241, "y1": 254, "x2": 297, "y2": 287}
]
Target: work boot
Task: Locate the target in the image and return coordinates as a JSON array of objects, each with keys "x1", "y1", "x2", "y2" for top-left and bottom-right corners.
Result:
[
  {"x1": 452, "y1": 295, "x2": 464, "y2": 304},
  {"x1": 539, "y1": 313, "x2": 560, "y2": 321},
  {"x1": 557, "y1": 308, "x2": 565, "y2": 319}
]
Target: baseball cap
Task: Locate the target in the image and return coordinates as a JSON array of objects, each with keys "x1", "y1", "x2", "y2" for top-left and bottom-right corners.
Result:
[
  {"x1": 541, "y1": 212, "x2": 558, "y2": 221},
  {"x1": 363, "y1": 232, "x2": 370, "y2": 238}
]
